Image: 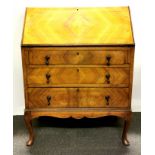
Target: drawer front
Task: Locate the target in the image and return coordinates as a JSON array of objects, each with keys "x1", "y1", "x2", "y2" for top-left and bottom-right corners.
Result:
[
  {"x1": 27, "y1": 67, "x2": 129, "y2": 86},
  {"x1": 28, "y1": 88, "x2": 77, "y2": 108},
  {"x1": 28, "y1": 88, "x2": 129, "y2": 108},
  {"x1": 29, "y1": 48, "x2": 128, "y2": 65},
  {"x1": 78, "y1": 88, "x2": 129, "y2": 108}
]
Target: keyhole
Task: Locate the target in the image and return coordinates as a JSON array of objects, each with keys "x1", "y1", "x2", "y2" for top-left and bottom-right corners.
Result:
[
  {"x1": 77, "y1": 68, "x2": 79, "y2": 72},
  {"x1": 77, "y1": 52, "x2": 79, "y2": 55}
]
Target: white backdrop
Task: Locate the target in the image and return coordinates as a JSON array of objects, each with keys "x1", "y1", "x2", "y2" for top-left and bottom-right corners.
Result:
[{"x1": 13, "y1": 0, "x2": 141, "y2": 115}]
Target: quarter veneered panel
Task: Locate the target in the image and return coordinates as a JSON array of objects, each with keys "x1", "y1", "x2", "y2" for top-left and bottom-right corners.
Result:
[
  {"x1": 27, "y1": 67, "x2": 129, "y2": 86},
  {"x1": 28, "y1": 88, "x2": 78, "y2": 108},
  {"x1": 28, "y1": 88, "x2": 129, "y2": 108},
  {"x1": 22, "y1": 7, "x2": 134, "y2": 45},
  {"x1": 78, "y1": 88, "x2": 129, "y2": 108},
  {"x1": 29, "y1": 48, "x2": 128, "y2": 65}
]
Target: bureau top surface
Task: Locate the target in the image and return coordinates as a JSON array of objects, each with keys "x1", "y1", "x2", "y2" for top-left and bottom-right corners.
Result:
[{"x1": 22, "y1": 7, "x2": 134, "y2": 46}]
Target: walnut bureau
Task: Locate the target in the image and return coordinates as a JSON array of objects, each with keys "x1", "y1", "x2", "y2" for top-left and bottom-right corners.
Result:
[{"x1": 21, "y1": 7, "x2": 135, "y2": 146}]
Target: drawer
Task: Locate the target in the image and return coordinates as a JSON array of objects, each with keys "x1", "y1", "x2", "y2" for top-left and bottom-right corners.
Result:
[
  {"x1": 28, "y1": 88, "x2": 129, "y2": 108},
  {"x1": 29, "y1": 48, "x2": 128, "y2": 65},
  {"x1": 27, "y1": 67, "x2": 129, "y2": 86}
]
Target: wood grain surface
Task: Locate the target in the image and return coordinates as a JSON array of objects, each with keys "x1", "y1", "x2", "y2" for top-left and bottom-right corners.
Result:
[
  {"x1": 27, "y1": 67, "x2": 129, "y2": 85},
  {"x1": 29, "y1": 48, "x2": 128, "y2": 65},
  {"x1": 22, "y1": 7, "x2": 134, "y2": 45},
  {"x1": 28, "y1": 88, "x2": 129, "y2": 108}
]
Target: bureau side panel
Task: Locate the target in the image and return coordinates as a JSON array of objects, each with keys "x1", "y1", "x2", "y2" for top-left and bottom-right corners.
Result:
[
  {"x1": 21, "y1": 47, "x2": 29, "y2": 109},
  {"x1": 129, "y1": 47, "x2": 135, "y2": 109}
]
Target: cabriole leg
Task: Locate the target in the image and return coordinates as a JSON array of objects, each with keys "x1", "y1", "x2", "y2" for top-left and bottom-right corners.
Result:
[
  {"x1": 24, "y1": 111, "x2": 34, "y2": 146},
  {"x1": 122, "y1": 114, "x2": 131, "y2": 146}
]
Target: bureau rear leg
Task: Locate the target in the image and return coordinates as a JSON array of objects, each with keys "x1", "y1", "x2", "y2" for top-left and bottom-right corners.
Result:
[
  {"x1": 122, "y1": 114, "x2": 131, "y2": 146},
  {"x1": 24, "y1": 111, "x2": 34, "y2": 146}
]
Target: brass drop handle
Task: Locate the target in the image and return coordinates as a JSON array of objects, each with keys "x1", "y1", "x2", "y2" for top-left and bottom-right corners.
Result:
[
  {"x1": 45, "y1": 56, "x2": 50, "y2": 65},
  {"x1": 105, "y1": 96, "x2": 110, "y2": 105},
  {"x1": 47, "y1": 96, "x2": 51, "y2": 105},
  {"x1": 106, "y1": 55, "x2": 111, "y2": 66},
  {"x1": 105, "y1": 72, "x2": 110, "y2": 84},
  {"x1": 46, "y1": 73, "x2": 51, "y2": 84}
]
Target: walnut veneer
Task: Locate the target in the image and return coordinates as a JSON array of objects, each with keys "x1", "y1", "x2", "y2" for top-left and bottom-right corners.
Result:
[{"x1": 21, "y1": 7, "x2": 135, "y2": 146}]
